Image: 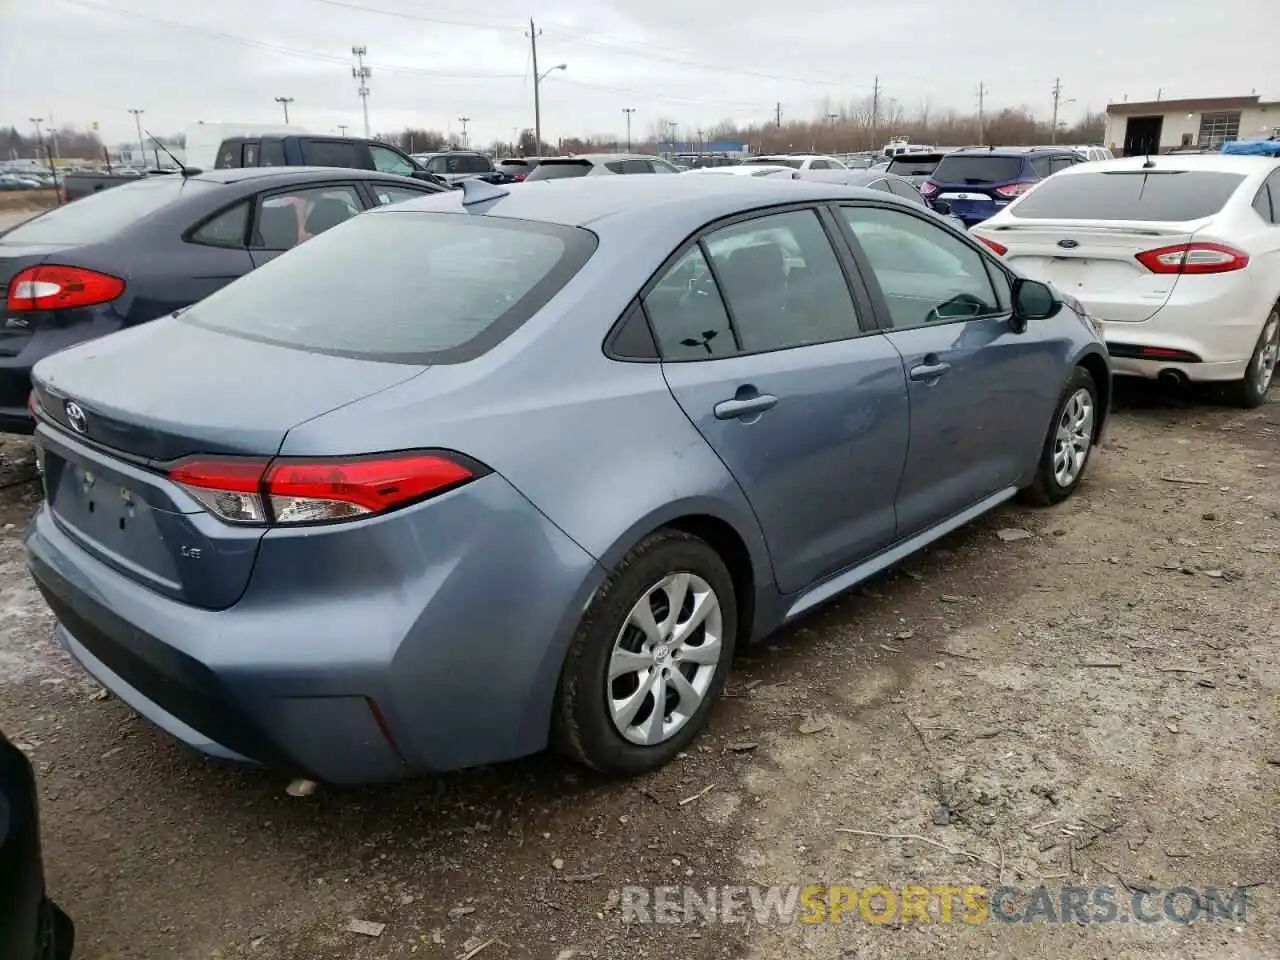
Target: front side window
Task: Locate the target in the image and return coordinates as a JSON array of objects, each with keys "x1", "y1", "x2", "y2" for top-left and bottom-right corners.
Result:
[
  {"x1": 260, "y1": 139, "x2": 285, "y2": 166},
  {"x1": 704, "y1": 209, "x2": 862, "y2": 352},
  {"x1": 1049, "y1": 156, "x2": 1076, "y2": 174},
  {"x1": 370, "y1": 144, "x2": 416, "y2": 175},
  {"x1": 841, "y1": 206, "x2": 1001, "y2": 330},
  {"x1": 250, "y1": 185, "x2": 362, "y2": 250}
]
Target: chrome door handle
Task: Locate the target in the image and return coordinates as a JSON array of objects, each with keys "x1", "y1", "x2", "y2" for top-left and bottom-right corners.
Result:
[
  {"x1": 909, "y1": 362, "x2": 951, "y2": 381},
  {"x1": 714, "y1": 394, "x2": 779, "y2": 420}
]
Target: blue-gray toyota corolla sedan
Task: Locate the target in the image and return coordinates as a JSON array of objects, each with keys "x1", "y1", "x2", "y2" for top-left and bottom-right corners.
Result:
[{"x1": 23, "y1": 175, "x2": 1110, "y2": 783}]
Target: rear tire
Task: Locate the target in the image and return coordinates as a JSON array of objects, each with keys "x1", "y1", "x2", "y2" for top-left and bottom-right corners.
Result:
[
  {"x1": 553, "y1": 530, "x2": 737, "y2": 776},
  {"x1": 1019, "y1": 366, "x2": 1099, "y2": 506},
  {"x1": 1221, "y1": 306, "x2": 1279, "y2": 409}
]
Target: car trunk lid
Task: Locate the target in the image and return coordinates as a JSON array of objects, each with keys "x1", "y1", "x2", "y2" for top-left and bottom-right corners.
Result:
[
  {"x1": 33, "y1": 319, "x2": 426, "y2": 609},
  {"x1": 975, "y1": 220, "x2": 1207, "y2": 323},
  {"x1": 0, "y1": 239, "x2": 74, "y2": 357}
]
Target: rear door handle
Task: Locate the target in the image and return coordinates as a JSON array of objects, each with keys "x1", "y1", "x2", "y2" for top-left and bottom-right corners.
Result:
[
  {"x1": 714, "y1": 394, "x2": 779, "y2": 420},
  {"x1": 909, "y1": 362, "x2": 951, "y2": 381}
]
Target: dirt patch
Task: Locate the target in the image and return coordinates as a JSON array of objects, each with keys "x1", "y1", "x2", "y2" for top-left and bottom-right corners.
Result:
[
  {"x1": 0, "y1": 384, "x2": 1276, "y2": 959},
  {"x1": 0, "y1": 189, "x2": 58, "y2": 213}
]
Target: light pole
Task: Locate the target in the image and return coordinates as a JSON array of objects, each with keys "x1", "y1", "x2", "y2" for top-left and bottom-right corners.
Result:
[
  {"x1": 337, "y1": 124, "x2": 348, "y2": 136},
  {"x1": 622, "y1": 108, "x2": 635, "y2": 152},
  {"x1": 275, "y1": 97, "x2": 294, "y2": 124},
  {"x1": 128, "y1": 108, "x2": 146, "y2": 167},
  {"x1": 1050, "y1": 78, "x2": 1076, "y2": 144},
  {"x1": 458, "y1": 116, "x2": 470, "y2": 149},
  {"x1": 534, "y1": 62, "x2": 566, "y2": 154},
  {"x1": 667, "y1": 120, "x2": 678, "y2": 154}
]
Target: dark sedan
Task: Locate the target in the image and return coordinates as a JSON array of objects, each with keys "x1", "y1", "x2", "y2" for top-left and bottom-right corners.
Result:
[
  {"x1": 0, "y1": 167, "x2": 447, "y2": 434},
  {"x1": 1, "y1": 730, "x2": 73, "y2": 959}
]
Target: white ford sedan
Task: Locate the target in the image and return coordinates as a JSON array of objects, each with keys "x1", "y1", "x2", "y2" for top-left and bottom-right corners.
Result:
[{"x1": 971, "y1": 154, "x2": 1280, "y2": 406}]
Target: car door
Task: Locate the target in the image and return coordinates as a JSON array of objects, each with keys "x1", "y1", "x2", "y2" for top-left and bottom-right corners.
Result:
[
  {"x1": 247, "y1": 182, "x2": 365, "y2": 268},
  {"x1": 646, "y1": 206, "x2": 910, "y2": 594},
  {"x1": 836, "y1": 202, "x2": 1055, "y2": 536}
]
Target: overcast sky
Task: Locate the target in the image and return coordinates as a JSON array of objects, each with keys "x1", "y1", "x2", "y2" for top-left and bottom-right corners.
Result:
[{"x1": 2, "y1": 0, "x2": 1275, "y2": 147}]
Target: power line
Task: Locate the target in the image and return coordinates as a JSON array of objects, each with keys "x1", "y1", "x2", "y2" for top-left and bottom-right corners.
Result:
[{"x1": 52, "y1": 0, "x2": 523, "y2": 79}]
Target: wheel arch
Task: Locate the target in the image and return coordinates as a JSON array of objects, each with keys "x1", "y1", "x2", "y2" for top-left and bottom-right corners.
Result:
[{"x1": 1075, "y1": 347, "x2": 1111, "y2": 441}]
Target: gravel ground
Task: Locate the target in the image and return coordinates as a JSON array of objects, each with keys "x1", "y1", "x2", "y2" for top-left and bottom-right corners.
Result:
[{"x1": 0, "y1": 381, "x2": 1275, "y2": 960}]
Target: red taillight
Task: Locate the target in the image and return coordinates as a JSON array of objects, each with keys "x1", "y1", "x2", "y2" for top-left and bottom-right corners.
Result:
[
  {"x1": 513, "y1": 173, "x2": 527, "y2": 182},
  {"x1": 169, "y1": 452, "x2": 478, "y2": 526},
  {"x1": 1135, "y1": 242, "x2": 1250, "y2": 275},
  {"x1": 976, "y1": 235, "x2": 1008, "y2": 256},
  {"x1": 920, "y1": 181, "x2": 938, "y2": 197},
  {"x1": 6, "y1": 264, "x2": 125, "y2": 312},
  {"x1": 994, "y1": 182, "x2": 1034, "y2": 199}
]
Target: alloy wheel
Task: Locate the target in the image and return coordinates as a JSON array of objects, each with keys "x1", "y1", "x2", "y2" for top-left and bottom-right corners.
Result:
[
  {"x1": 607, "y1": 573, "x2": 724, "y2": 746},
  {"x1": 1253, "y1": 311, "x2": 1279, "y2": 395},
  {"x1": 1052, "y1": 388, "x2": 1095, "y2": 488}
]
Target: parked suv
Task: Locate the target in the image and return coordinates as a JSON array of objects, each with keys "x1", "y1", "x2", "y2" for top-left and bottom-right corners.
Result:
[
  {"x1": 214, "y1": 135, "x2": 447, "y2": 187},
  {"x1": 410, "y1": 151, "x2": 505, "y2": 185},
  {"x1": 922, "y1": 147, "x2": 1086, "y2": 226}
]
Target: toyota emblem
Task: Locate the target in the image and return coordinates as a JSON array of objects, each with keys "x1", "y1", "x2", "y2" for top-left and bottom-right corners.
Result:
[
  {"x1": 1057, "y1": 239, "x2": 1080, "y2": 249},
  {"x1": 65, "y1": 401, "x2": 87, "y2": 435}
]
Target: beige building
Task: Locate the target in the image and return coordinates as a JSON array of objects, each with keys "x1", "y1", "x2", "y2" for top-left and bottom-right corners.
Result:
[{"x1": 1104, "y1": 94, "x2": 1280, "y2": 155}]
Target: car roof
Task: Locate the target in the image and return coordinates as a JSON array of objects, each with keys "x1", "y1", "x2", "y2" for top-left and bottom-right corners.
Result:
[
  {"x1": 1050, "y1": 153, "x2": 1279, "y2": 177},
  {"x1": 946, "y1": 147, "x2": 1062, "y2": 157},
  {"x1": 545, "y1": 153, "x2": 656, "y2": 163},
  {"x1": 843, "y1": 171, "x2": 910, "y2": 186},
  {"x1": 189, "y1": 166, "x2": 420, "y2": 185},
  {"x1": 378, "y1": 174, "x2": 876, "y2": 230}
]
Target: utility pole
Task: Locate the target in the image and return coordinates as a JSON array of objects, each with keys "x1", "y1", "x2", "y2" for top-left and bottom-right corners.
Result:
[
  {"x1": 274, "y1": 97, "x2": 294, "y2": 124},
  {"x1": 775, "y1": 102, "x2": 782, "y2": 127},
  {"x1": 1051, "y1": 77, "x2": 1062, "y2": 144},
  {"x1": 528, "y1": 19, "x2": 542, "y2": 153},
  {"x1": 976, "y1": 82, "x2": 986, "y2": 145},
  {"x1": 351, "y1": 46, "x2": 371, "y2": 138},
  {"x1": 622, "y1": 107, "x2": 635, "y2": 151},
  {"x1": 668, "y1": 120, "x2": 678, "y2": 152},
  {"x1": 128, "y1": 108, "x2": 146, "y2": 167},
  {"x1": 870, "y1": 76, "x2": 880, "y2": 149},
  {"x1": 337, "y1": 124, "x2": 348, "y2": 136},
  {"x1": 458, "y1": 116, "x2": 470, "y2": 149}
]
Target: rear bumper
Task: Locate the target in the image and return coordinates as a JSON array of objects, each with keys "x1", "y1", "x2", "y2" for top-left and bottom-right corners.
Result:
[
  {"x1": 1086, "y1": 276, "x2": 1268, "y2": 381},
  {"x1": 25, "y1": 473, "x2": 605, "y2": 782}
]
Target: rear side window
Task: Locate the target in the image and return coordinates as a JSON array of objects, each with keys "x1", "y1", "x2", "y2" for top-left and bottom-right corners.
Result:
[
  {"x1": 189, "y1": 201, "x2": 250, "y2": 247},
  {"x1": 300, "y1": 139, "x2": 362, "y2": 168},
  {"x1": 260, "y1": 139, "x2": 285, "y2": 166},
  {"x1": 526, "y1": 161, "x2": 592, "y2": 181},
  {"x1": 1010, "y1": 171, "x2": 1246, "y2": 221},
  {"x1": 182, "y1": 212, "x2": 597, "y2": 363},
  {"x1": 932, "y1": 155, "x2": 1024, "y2": 183},
  {"x1": 3, "y1": 177, "x2": 214, "y2": 244},
  {"x1": 215, "y1": 140, "x2": 242, "y2": 169}
]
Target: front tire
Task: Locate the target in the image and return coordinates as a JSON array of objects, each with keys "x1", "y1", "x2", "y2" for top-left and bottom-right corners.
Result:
[
  {"x1": 1019, "y1": 366, "x2": 1099, "y2": 506},
  {"x1": 553, "y1": 530, "x2": 737, "y2": 776},
  {"x1": 1221, "y1": 305, "x2": 1279, "y2": 409}
]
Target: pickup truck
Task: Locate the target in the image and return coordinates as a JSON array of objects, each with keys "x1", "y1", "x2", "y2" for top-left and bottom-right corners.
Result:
[
  {"x1": 215, "y1": 134, "x2": 449, "y2": 187},
  {"x1": 60, "y1": 168, "x2": 174, "y2": 203}
]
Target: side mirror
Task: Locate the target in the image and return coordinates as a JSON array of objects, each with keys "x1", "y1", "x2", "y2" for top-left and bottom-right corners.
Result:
[
  {"x1": 1012, "y1": 278, "x2": 1061, "y2": 331},
  {"x1": 932, "y1": 199, "x2": 952, "y2": 215}
]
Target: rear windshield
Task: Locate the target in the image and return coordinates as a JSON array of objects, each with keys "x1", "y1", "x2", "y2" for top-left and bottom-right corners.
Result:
[
  {"x1": 931, "y1": 155, "x2": 1025, "y2": 183},
  {"x1": 1, "y1": 176, "x2": 211, "y2": 244},
  {"x1": 744, "y1": 157, "x2": 804, "y2": 169},
  {"x1": 446, "y1": 155, "x2": 493, "y2": 174},
  {"x1": 886, "y1": 156, "x2": 941, "y2": 176},
  {"x1": 525, "y1": 161, "x2": 592, "y2": 181},
  {"x1": 1010, "y1": 170, "x2": 1246, "y2": 221},
  {"x1": 498, "y1": 159, "x2": 533, "y2": 169},
  {"x1": 180, "y1": 212, "x2": 598, "y2": 363}
]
